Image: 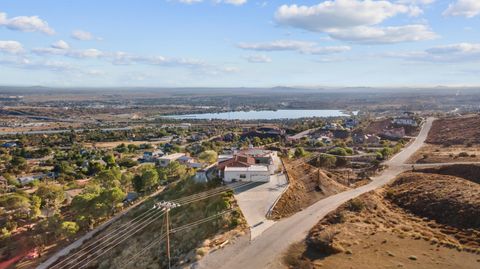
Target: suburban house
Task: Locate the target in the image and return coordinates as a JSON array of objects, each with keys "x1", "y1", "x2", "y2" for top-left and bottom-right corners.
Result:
[
  {"x1": 240, "y1": 125, "x2": 285, "y2": 140},
  {"x1": 393, "y1": 117, "x2": 418, "y2": 127},
  {"x1": 18, "y1": 176, "x2": 35, "y2": 186},
  {"x1": 332, "y1": 129, "x2": 350, "y2": 139},
  {"x1": 352, "y1": 132, "x2": 381, "y2": 145},
  {"x1": 157, "y1": 153, "x2": 186, "y2": 167},
  {"x1": 177, "y1": 155, "x2": 203, "y2": 168},
  {"x1": 217, "y1": 148, "x2": 276, "y2": 182},
  {"x1": 223, "y1": 166, "x2": 270, "y2": 183},
  {"x1": 194, "y1": 163, "x2": 217, "y2": 183},
  {"x1": 344, "y1": 118, "x2": 359, "y2": 129},
  {"x1": 2, "y1": 141, "x2": 18, "y2": 148},
  {"x1": 143, "y1": 150, "x2": 164, "y2": 162},
  {"x1": 380, "y1": 127, "x2": 405, "y2": 140}
]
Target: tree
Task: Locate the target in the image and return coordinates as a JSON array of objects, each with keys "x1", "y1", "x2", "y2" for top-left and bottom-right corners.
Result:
[
  {"x1": 10, "y1": 156, "x2": 28, "y2": 173},
  {"x1": 166, "y1": 161, "x2": 188, "y2": 180},
  {"x1": 133, "y1": 165, "x2": 159, "y2": 192},
  {"x1": 99, "y1": 187, "x2": 125, "y2": 215},
  {"x1": 380, "y1": 147, "x2": 394, "y2": 159},
  {"x1": 117, "y1": 158, "x2": 138, "y2": 168},
  {"x1": 29, "y1": 195, "x2": 42, "y2": 220},
  {"x1": 95, "y1": 167, "x2": 121, "y2": 188},
  {"x1": 252, "y1": 137, "x2": 262, "y2": 146},
  {"x1": 327, "y1": 147, "x2": 348, "y2": 156},
  {"x1": 120, "y1": 172, "x2": 134, "y2": 190},
  {"x1": 0, "y1": 193, "x2": 30, "y2": 219},
  {"x1": 294, "y1": 147, "x2": 307, "y2": 158},
  {"x1": 318, "y1": 154, "x2": 337, "y2": 168},
  {"x1": 198, "y1": 150, "x2": 218, "y2": 164},
  {"x1": 103, "y1": 154, "x2": 116, "y2": 168},
  {"x1": 36, "y1": 183, "x2": 65, "y2": 217},
  {"x1": 60, "y1": 221, "x2": 79, "y2": 239}
]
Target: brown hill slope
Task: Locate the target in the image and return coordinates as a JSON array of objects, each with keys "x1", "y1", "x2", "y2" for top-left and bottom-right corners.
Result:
[
  {"x1": 418, "y1": 164, "x2": 480, "y2": 184},
  {"x1": 269, "y1": 158, "x2": 347, "y2": 219},
  {"x1": 387, "y1": 172, "x2": 480, "y2": 229},
  {"x1": 427, "y1": 116, "x2": 480, "y2": 145}
]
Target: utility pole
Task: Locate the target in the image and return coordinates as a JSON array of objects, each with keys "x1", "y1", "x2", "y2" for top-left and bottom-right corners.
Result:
[{"x1": 156, "y1": 201, "x2": 179, "y2": 269}]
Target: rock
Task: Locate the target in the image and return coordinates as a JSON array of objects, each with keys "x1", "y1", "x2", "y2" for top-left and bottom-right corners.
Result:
[
  {"x1": 408, "y1": 255, "x2": 417, "y2": 261},
  {"x1": 387, "y1": 251, "x2": 395, "y2": 257},
  {"x1": 345, "y1": 249, "x2": 353, "y2": 254}
]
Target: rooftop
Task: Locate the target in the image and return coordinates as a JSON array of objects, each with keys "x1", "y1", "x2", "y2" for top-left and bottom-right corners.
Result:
[{"x1": 224, "y1": 165, "x2": 269, "y2": 172}]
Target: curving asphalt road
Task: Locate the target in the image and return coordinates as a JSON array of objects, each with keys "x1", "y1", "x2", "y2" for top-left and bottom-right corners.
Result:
[{"x1": 198, "y1": 117, "x2": 435, "y2": 269}]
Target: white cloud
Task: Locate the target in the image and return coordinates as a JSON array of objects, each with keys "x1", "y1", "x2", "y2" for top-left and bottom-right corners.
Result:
[
  {"x1": 32, "y1": 47, "x2": 104, "y2": 59},
  {"x1": 274, "y1": 0, "x2": 437, "y2": 44},
  {"x1": 244, "y1": 54, "x2": 272, "y2": 63},
  {"x1": 390, "y1": 43, "x2": 480, "y2": 62},
  {"x1": 237, "y1": 40, "x2": 350, "y2": 54},
  {"x1": 329, "y1": 24, "x2": 437, "y2": 44},
  {"x1": 180, "y1": 0, "x2": 203, "y2": 3},
  {"x1": 51, "y1": 40, "x2": 70, "y2": 50},
  {"x1": 222, "y1": 0, "x2": 247, "y2": 5},
  {"x1": 396, "y1": 0, "x2": 435, "y2": 4},
  {"x1": 0, "y1": 40, "x2": 24, "y2": 54},
  {"x1": 175, "y1": 0, "x2": 247, "y2": 5},
  {"x1": 275, "y1": 0, "x2": 409, "y2": 32},
  {"x1": 0, "y1": 12, "x2": 55, "y2": 35},
  {"x1": 443, "y1": 0, "x2": 480, "y2": 18},
  {"x1": 71, "y1": 30, "x2": 99, "y2": 41}
]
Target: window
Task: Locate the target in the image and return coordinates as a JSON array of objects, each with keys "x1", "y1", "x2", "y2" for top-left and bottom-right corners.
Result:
[{"x1": 240, "y1": 174, "x2": 246, "y2": 179}]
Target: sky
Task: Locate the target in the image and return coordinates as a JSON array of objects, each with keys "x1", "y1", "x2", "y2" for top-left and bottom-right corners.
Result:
[{"x1": 0, "y1": 0, "x2": 479, "y2": 87}]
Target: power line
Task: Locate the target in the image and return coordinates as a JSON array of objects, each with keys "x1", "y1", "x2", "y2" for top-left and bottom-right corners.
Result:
[
  {"x1": 51, "y1": 181, "x2": 256, "y2": 269},
  {"x1": 58, "y1": 209, "x2": 166, "y2": 269},
  {"x1": 75, "y1": 210, "x2": 167, "y2": 269},
  {"x1": 121, "y1": 209, "x2": 235, "y2": 269},
  {"x1": 50, "y1": 205, "x2": 163, "y2": 269}
]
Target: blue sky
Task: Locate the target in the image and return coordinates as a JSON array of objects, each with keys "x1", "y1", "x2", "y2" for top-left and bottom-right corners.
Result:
[{"x1": 0, "y1": 0, "x2": 479, "y2": 87}]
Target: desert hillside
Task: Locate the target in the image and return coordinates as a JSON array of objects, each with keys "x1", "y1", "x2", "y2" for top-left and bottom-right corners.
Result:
[
  {"x1": 269, "y1": 158, "x2": 348, "y2": 219},
  {"x1": 283, "y1": 170, "x2": 480, "y2": 269},
  {"x1": 426, "y1": 115, "x2": 480, "y2": 145}
]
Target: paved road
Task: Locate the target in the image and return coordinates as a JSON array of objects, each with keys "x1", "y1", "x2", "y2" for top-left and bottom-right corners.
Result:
[{"x1": 198, "y1": 117, "x2": 435, "y2": 269}]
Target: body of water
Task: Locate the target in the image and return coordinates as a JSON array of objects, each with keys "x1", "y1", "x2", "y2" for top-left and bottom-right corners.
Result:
[{"x1": 165, "y1": 109, "x2": 355, "y2": 120}]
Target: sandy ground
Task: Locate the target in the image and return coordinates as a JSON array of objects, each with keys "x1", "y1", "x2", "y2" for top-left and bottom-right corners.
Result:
[
  {"x1": 301, "y1": 231, "x2": 480, "y2": 269},
  {"x1": 408, "y1": 143, "x2": 480, "y2": 164}
]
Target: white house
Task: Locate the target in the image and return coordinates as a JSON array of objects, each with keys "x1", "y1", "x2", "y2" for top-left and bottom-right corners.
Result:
[
  {"x1": 223, "y1": 165, "x2": 270, "y2": 183},
  {"x1": 158, "y1": 153, "x2": 186, "y2": 167},
  {"x1": 393, "y1": 117, "x2": 417, "y2": 127}
]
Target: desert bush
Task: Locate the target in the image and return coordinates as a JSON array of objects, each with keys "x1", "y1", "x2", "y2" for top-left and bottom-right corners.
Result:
[
  {"x1": 458, "y1": 152, "x2": 469, "y2": 157},
  {"x1": 347, "y1": 198, "x2": 365, "y2": 212}
]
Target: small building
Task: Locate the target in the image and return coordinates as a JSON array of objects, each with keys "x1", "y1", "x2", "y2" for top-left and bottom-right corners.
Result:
[
  {"x1": 18, "y1": 176, "x2": 35, "y2": 186},
  {"x1": 2, "y1": 142, "x2": 18, "y2": 148},
  {"x1": 123, "y1": 192, "x2": 139, "y2": 205},
  {"x1": 380, "y1": 127, "x2": 405, "y2": 140},
  {"x1": 332, "y1": 129, "x2": 350, "y2": 139},
  {"x1": 353, "y1": 132, "x2": 381, "y2": 145},
  {"x1": 393, "y1": 117, "x2": 417, "y2": 127},
  {"x1": 223, "y1": 165, "x2": 270, "y2": 183},
  {"x1": 143, "y1": 150, "x2": 164, "y2": 162},
  {"x1": 158, "y1": 153, "x2": 186, "y2": 167},
  {"x1": 178, "y1": 155, "x2": 203, "y2": 168},
  {"x1": 344, "y1": 118, "x2": 359, "y2": 129}
]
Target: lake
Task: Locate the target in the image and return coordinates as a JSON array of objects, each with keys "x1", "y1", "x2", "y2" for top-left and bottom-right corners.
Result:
[{"x1": 165, "y1": 109, "x2": 355, "y2": 120}]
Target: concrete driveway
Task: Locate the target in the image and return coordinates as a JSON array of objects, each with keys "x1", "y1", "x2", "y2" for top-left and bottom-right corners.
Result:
[{"x1": 232, "y1": 154, "x2": 288, "y2": 239}]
